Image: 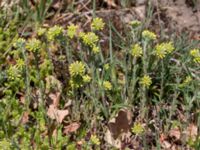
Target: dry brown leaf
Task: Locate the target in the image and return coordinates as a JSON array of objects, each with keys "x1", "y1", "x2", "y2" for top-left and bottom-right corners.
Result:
[
  {"x1": 160, "y1": 133, "x2": 167, "y2": 143},
  {"x1": 108, "y1": 109, "x2": 132, "y2": 139},
  {"x1": 19, "y1": 95, "x2": 25, "y2": 105},
  {"x1": 104, "y1": 129, "x2": 121, "y2": 149},
  {"x1": 64, "y1": 100, "x2": 72, "y2": 108},
  {"x1": 45, "y1": 75, "x2": 62, "y2": 107},
  {"x1": 187, "y1": 124, "x2": 197, "y2": 138},
  {"x1": 48, "y1": 92, "x2": 61, "y2": 108},
  {"x1": 162, "y1": 140, "x2": 171, "y2": 149},
  {"x1": 104, "y1": 109, "x2": 132, "y2": 148},
  {"x1": 47, "y1": 105, "x2": 69, "y2": 123},
  {"x1": 169, "y1": 128, "x2": 181, "y2": 140},
  {"x1": 104, "y1": 0, "x2": 117, "y2": 8},
  {"x1": 63, "y1": 122, "x2": 80, "y2": 134},
  {"x1": 45, "y1": 75, "x2": 62, "y2": 94},
  {"x1": 20, "y1": 112, "x2": 29, "y2": 124}
]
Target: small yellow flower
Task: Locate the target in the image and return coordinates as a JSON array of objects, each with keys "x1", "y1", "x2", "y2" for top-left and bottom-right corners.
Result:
[
  {"x1": 70, "y1": 79, "x2": 83, "y2": 89},
  {"x1": 83, "y1": 75, "x2": 91, "y2": 83},
  {"x1": 7, "y1": 65, "x2": 21, "y2": 81},
  {"x1": 140, "y1": 75, "x2": 152, "y2": 87},
  {"x1": 142, "y1": 30, "x2": 156, "y2": 40},
  {"x1": 131, "y1": 123, "x2": 144, "y2": 135},
  {"x1": 47, "y1": 25, "x2": 63, "y2": 41},
  {"x1": 16, "y1": 59, "x2": 24, "y2": 68},
  {"x1": 92, "y1": 45, "x2": 100, "y2": 53},
  {"x1": 155, "y1": 42, "x2": 174, "y2": 59},
  {"x1": 131, "y1": 44, "x2": 143, "y2": 57},
  {"x1": 67, "y1": 24, "x2": 78, "y2": 39},
  {"x1": 183, "y1": 76, "x2": 192, "y2": 84},
  {"x1": 90, "y1": 135, "x2": 100, "y2": 145},
  {"x1": 91, "y1": 17, "x2": 105, "y2": 31},
  {"x1": 190, "y1": 49, "x2": 200, "y2": 64},
  {"x1": 69, "y1": 61, "x2": 85, "y2": 77},
  {"x1": 179, "y1": 76, "x2": 193, "y2": 88},
  {"x1": 26, "y1": 38, "x2": 41, "y2": 52},
  {"x1": 155, "y1": 44, "x2": 167, "y2": 59},
  {"x1": 129, "y1": 20, "x2": 141, "y2": 28},
  {"x1": 81, "y1": 32, "x2": 99, "y2": 47},
  {"x1": 13, "y1": 38, "x2": 26, "y2": 48},
  {"x1": 78, "y1": 32, "x2": 86, "y2": 39},
  {"x1": 164, "y1": 42, "x2": 175, "y2": 53},
  {"x1": 37, "y1": 28, "x2": 46, "y2": 36},
  {"x1": 190, "y1": 49, "x2": 199, "y2": 57},
  {"x1": 104, "y1": 63, "x2": 110, "y2": 70},
  {"x1": 103, "y1": 81, "x2": 112, "y2": 91}
]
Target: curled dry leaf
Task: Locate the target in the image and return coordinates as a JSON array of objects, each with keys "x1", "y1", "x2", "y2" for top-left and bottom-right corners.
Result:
[
  {"x1": 47, "y1": 105, "x2": 69, "y2": 123},
  {"x1": 63, "y1": 122, "x2": 80, "y2": 134}
]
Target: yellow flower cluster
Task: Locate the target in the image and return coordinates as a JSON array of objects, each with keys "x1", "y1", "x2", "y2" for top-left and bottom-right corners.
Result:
[
  {"x1": 129, "y1": 20, "x2": 141, "y2": 28},
  {"x1": 69, "y1": 61, "x2": 91, "y2": 88},
  {"x1": 83, "y1": 75, "x2": 91, "y2": 83},
  {"x1": 103, "y1": 81, "x2": 112, "y2": 91},
  {"x1": 190, "y1": 49, "x2": 200, "y2": 64},
  {"x1": 80, "y1": 32, "x2": 100, "y2": 53},
  {"x1": 103, "y1": 63, "x2": 110, "y2": 70},
  {"x1": 6, "y1": 65, "x2": 21, "y2": 81},
  {"x1": 179, "y1": 76, "x2": 192, "y2": 88},
  {"x1": 131, "y1": 44, "x2": 143, "y2": 57},
  {"x1": 142, "y1": 30, "x2": 156, "y2": 40},
  {"x1": 155, "y1": 42, "x2": 174, "y2": 59},
  {"x1": 13, "y1": 38, "x2": 26, "y2": 48},
  {"x1": 92, "y1": 45, "x2": 100, "y2": 53},
  {"x1": 91, "y1": 17, "x2": 105, "y2": 31},
  {"x1": 90, "y1": 135, "x2": 100, "y2": 145},
  {"x1": 140, "y1": 75, "x2": 152, "y2": 88},
  {"x1": 69, "y1": 61, "x2": 85, "y2": 77},
  {"x1": 67, "y1": 24, "x2": 78, "y2": 39},
  {"x1": 37, "y1": 28, "x2": 46, "y2": 36},
  {"x1": 47, "y1": 25, "x2": 63, "y2": 41},
  {"x1": 26, "y1": 38, "x2": 41, "y2": 52},
  {"x1": 131, "y1": 123, "x2": 144, "y2": 135},
  {"x1": 81, "y1": 32, "x2": 99, "y2": 47}
]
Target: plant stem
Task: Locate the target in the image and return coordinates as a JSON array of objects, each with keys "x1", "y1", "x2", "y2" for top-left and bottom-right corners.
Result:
[
  {"x1": 22, "y1": 47, "x2": 30, "y2": 110},
  {"x1": 160, "y1": 60, "x2": 164, "y2": 100},
  {"x1": 141, "y1": 40, "x2": 148, "y2": 118}
]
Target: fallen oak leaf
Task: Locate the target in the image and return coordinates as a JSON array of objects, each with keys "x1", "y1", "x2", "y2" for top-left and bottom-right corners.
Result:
[{"x1": 47, "y1": 105, "x2": 69, "y2": 123}]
